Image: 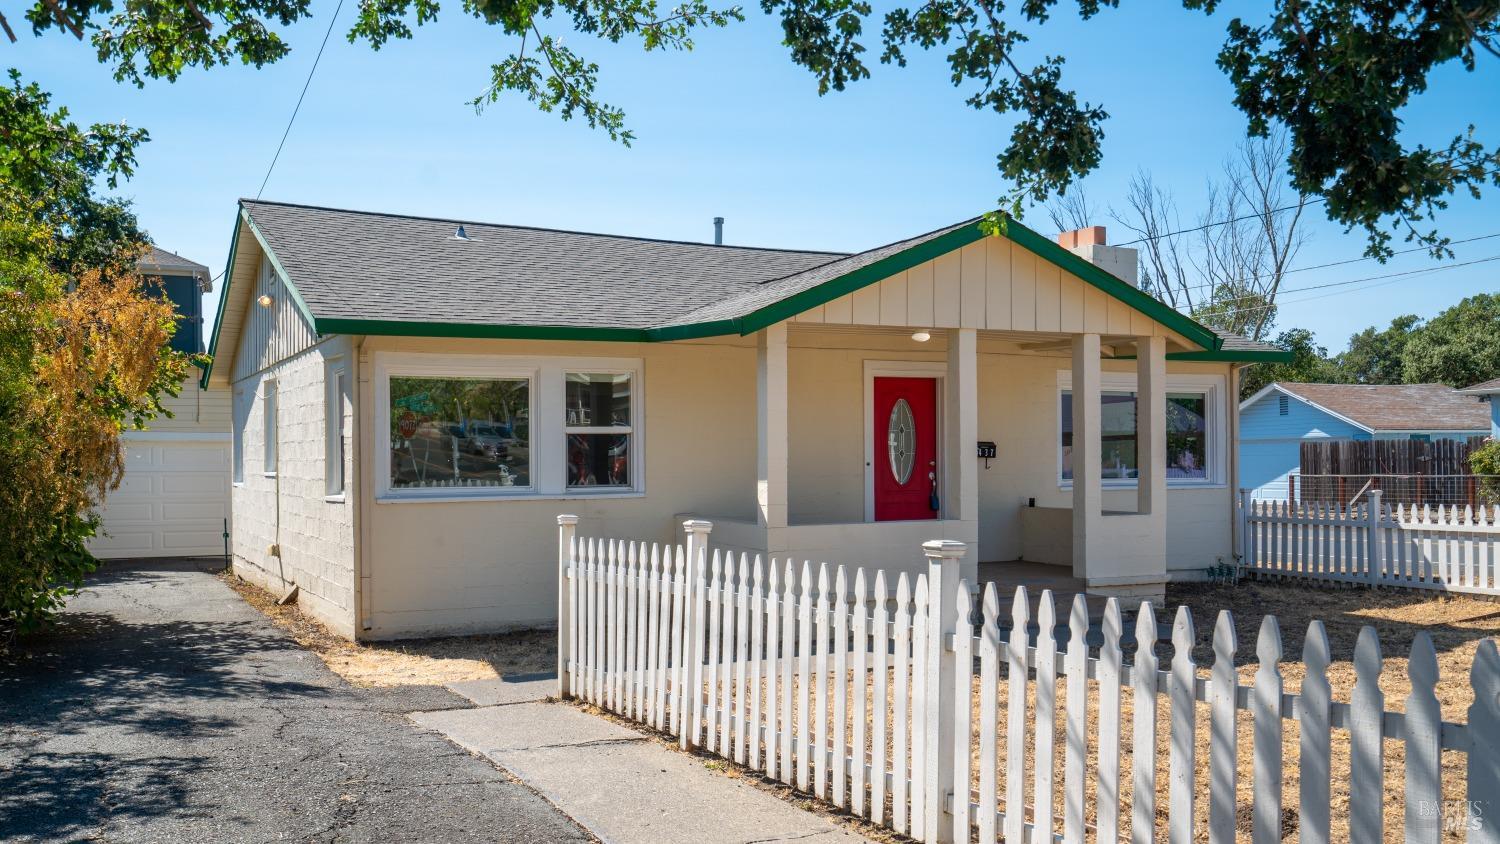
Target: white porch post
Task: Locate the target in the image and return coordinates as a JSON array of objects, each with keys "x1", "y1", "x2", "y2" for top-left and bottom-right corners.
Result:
[
  {"x1": 1136, "y1": 335, "x2": 1167, "y2": 516},
  {"x1": 757, "y1": 322, "x2": 789, "y2": 530},
  {"x1": 1071, "y1": 333, "x2": 1102, "y2": 579},
  {"x1": 944, "y1": 328, "x2": 979, "y2": 524}
]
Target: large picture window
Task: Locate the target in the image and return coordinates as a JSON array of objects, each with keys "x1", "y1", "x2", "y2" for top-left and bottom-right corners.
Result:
[
  {"x1": 388, "y1": 376, "x2": 531, "y2": 490},
  {"x1": 1058, "y1": 373, "x2": 1223, "y2": 486},
  {"x1": 375, "y1": 353, "x2": 642, "y2": 500}
]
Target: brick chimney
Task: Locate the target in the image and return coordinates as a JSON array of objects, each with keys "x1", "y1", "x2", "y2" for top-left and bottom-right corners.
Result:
[{"x1": 1057, "y1": 225, "x2": 1139, "y2": 288}]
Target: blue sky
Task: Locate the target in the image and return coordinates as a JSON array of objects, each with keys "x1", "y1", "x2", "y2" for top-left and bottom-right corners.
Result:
[{"x1": 12, "y1": 2, "x2": 1498, "y2": 353}]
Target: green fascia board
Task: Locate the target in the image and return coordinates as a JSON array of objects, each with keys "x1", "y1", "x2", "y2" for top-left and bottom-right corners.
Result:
[
  {"x1": 314, "y1": 316, "x2": 748, "y2": 343},
  {"x1": 1166, "y1": 349, "x2": 1294, "y2": 363},
  {"x1": 735, "y1": 223, "x2": 988, "y2": 335},
  {"x1": 994, "y1": 215, "x2": 1223, "y2": 352},
  {"x1": 198, "y1": 211, "x2": 244, "y2": 389}
]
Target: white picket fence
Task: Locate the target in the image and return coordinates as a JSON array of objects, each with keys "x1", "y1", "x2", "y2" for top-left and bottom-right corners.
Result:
[
  {"x1": 556, "y1": 515, "x2": 1500, "y2": 844},
  {"x1": 1241, "y1": 489, "x2": 1500, "y2": 595}
]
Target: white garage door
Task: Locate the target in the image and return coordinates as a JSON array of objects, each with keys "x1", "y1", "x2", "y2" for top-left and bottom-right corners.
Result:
[{"x1": 90, "y1": 437, "x2": 231, "y2": 559}]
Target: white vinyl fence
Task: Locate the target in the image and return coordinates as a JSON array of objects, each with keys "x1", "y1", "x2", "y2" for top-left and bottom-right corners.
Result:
[
  {"x1": 1241, "y1": 489, "x2": 1500, "y2": 595},
  {"x1": 556, "y1": 514, "x2": 1500, "y2": 844}
]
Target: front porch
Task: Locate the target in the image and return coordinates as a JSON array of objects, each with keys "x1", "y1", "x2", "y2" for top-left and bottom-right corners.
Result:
[{"x1": 680, "y1": 316, "x2": 1186, "y2": 602}]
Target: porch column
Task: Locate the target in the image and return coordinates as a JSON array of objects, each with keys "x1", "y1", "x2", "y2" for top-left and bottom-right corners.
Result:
[
  {"x1": 757, "y1": 322, "x2": 789, "y2": 529},
  {"x1": 943, "y1": 328, "x2": 979, "y2": 524},
  {"x1": 1071, "y1": 333, "x2": 1102, "y2": 578},
  {"x1": 1136, "y1": 335, "x2": 1167, "y2": 515}
]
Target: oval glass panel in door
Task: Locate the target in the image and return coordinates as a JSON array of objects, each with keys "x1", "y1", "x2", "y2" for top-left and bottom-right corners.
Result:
[{"x1": 887, "y1": 398, "x2": 916, "y2": 485}]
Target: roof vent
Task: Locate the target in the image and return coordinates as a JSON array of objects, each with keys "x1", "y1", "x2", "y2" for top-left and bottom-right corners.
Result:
[
  {"x1": 713, "y1": 217, "x2": 724, "y2": 246},
  {"x1": 452, "y1": 224, "x2": 471, "y2": 241}
]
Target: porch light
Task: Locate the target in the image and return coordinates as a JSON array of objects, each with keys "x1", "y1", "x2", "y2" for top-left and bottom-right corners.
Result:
[
  {"x1": 911, "y1": 330, "x2": 931, "y2": 343},
  {"x1": 257, "y1": 294, "x2": 274, "y2": 309}
]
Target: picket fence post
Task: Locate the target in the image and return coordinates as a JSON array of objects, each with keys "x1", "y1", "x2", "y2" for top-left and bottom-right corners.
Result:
[
  {"x1": 683, "y1": 519, "x2": 712, "y2": 750},
  {"x1": 1367, "y1": 489, "x2": 1384, "y2": 584},
  {"x1": 922, "y1": 538, "x2": 966, "y2": 844},
  {"x1": 557, "y1": 514, "x2": 579, "y2": 699},
  {"x1": 1238, "y1": 488, "x2": 1251, "y2": 568}
]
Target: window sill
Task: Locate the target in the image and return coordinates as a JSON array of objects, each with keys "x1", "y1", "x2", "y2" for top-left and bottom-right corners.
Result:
[
  {"x1": 1057, "y1": 481, "x2": 1227, "y2": 491},
  {"x1": 263, "y1": 472, "x2": 277, "y2": 479},
  {"x1": 324, "y1": 494, "x2": 347, "y2": 503},
  {"x1": 376, "y1": 490, "x2": 646, "y2": 505}
]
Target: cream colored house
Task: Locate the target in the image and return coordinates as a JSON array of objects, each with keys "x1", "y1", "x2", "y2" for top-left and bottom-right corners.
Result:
[
  {"x1": 204, "y1": 202, "x2": 1287, "y2": 640},
  {"x1": 90, "y1": 248, "x2": 232, "y2": 559}
]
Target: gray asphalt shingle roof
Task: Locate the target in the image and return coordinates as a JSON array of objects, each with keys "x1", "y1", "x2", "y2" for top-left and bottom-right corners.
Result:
[
  {"x1": 237, "y1": 200, "x2": 1279, "y2": 356},
  {"x1": 1276, "y1": 382, "x2": 1492, "y2": 431},
  {"x1": 242, "y1": 200, "x2": 846, "y2": 329}
]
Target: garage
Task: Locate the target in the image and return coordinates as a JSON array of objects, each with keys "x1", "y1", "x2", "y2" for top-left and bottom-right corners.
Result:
[{"x1": 89, "y1": 435, "x2": 231, "y2": 559}]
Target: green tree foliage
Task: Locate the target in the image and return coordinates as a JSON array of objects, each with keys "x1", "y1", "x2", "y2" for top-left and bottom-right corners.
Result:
[
  {"x1": 1335, "y1": 314, "x2": 1421, "y2": 385},
  {"x1": 0, "y1": 72, "x2": 191, "y2": 639},
  {"x1": 1239, "y1": 327, "x2": 1339, "y2": 400},
  {"x1": 1401, "y1": 294, "x2": 1500, "y2": 387},
  {"x1": 5, "y1": 0, "x2": 1495, "y2": 252},
  {"x1": 1470, "y1": 440, "x2": 1500, "y2": 504}
]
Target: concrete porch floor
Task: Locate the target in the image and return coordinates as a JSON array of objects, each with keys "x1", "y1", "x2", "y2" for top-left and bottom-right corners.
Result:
[{"x1": 977, "y1": 559, "x2": 1109, "y2": 623}]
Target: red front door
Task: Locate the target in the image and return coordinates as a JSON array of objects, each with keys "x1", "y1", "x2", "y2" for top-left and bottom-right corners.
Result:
[{"x1": 873, "y1": 377, "x2": 939, "y2": 521}]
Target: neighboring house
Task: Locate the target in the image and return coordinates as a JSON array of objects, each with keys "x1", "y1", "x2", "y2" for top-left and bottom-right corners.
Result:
[
  {"x1": 1238, "y1": 382, "x2": 1492, "y2": 500},
  {"x1": 88, "y1": 248, "x2": 233, "y2": 559},
  {"x1": 1458, "y1": 378, "x2": 1500, "y2": 438},
  {"x1": 203, "y1": 202, "x2": 1287, "y2": 640}
]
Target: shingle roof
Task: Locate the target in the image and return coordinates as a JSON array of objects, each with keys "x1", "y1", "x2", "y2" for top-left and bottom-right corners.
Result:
[
  {"x1": 241, "y1": 199, "x2": 846, "y2": 330},
  {"x1": 138, "y1": 245, "x2": 209, "y2": 275},
  {"x1": 1460, "y1": 377, "x2": 1500, "y2": 394},
  {"x1": 1276, "y1": 382, "x2": 1492, "y2": 432},
  {"x1": 230, "y1": 199, "x2": 1278, "y2": 359}
]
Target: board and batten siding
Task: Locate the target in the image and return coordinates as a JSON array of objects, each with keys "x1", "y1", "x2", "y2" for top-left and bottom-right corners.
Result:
[
  {"x1": 793, "y1": 235, "x2": 1189, "y2": 342},
  {"x1": 142, "y1": 379, "x2": 232, "y2": 433},
  {"x1": 230, "y1": 253, "x2": 319, "y2": 383}
]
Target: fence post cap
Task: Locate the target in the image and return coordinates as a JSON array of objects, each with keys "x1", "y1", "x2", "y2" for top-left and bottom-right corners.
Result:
[
  {"x1": 557, "y1": 514, "x2": 579, "y2": 526},
  {"x1": 683, "y1": 518, "x2": 714, "y2": 532},
  {"x1": 921, "y1": 539, "x2": 968, "y2": 559}
]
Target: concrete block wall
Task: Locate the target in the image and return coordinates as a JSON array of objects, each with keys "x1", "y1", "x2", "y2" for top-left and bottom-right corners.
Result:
[{"x1": 231, "y1": 336, "x2": 357, "y2": 638}]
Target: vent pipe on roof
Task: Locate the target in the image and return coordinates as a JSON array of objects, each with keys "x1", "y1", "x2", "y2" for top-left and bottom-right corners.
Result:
[{"x1": 713, "y1": 217, "x2": 724, "y2": 246}]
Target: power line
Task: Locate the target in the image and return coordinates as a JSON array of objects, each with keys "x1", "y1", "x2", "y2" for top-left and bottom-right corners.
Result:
[
  {"x1": 256, "y1": 0, "x2": 346, "y2": 199},
  {"x1": 1194, "y1": 254, "x2": 1500, "y2": 319},
  {"x1": 1181, "y1": 250, "x2": 1500, "y2": 307},
  {"x1": 1109, "y1": 197, "x2": 1324, "y2": 247}
]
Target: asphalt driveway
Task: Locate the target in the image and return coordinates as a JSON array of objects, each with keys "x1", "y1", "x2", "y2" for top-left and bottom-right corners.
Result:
[{"x1": 0, "y1": 558, "x2": 590, "y2": 843}]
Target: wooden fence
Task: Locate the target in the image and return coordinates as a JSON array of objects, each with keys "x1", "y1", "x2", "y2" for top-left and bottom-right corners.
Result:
[
  {"x1": 556, "y1": 515, "x2": 1500, "y2": 844},
  {"x1": 1241, "y1": 489, "x2": 1500, "y2": 596},
  {"x1": 1298, "y1": 437, "x2": 1491, "y2": 507}
]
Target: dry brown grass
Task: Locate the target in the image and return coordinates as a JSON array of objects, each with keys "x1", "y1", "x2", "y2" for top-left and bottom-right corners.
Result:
[{"x1": 222, "y1": 570, "x2": 553, "y2": 687}]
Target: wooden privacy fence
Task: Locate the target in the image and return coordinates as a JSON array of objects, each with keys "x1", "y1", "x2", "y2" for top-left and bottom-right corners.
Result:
[
  {"x1": 556, "y1": 515, "x2": 1500, "y2": 844},
  {"x1": 1240, "y1": 489, "x2": 1500, "y2": 596},
  {"x1": 1298, "y1": 437, "x2": 1492, "y2": 508}
]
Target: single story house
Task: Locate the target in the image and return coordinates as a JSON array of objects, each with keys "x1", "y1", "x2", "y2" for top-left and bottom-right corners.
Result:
[
  {"x1": 89, "y1": 248, "x2": 232, "y2": 559},
  {"x1": 1459, "y1": 378, "x2": 1500, "y2": 438},
  {"x1": 204, "y1": 203, "x2": 1287, "y2": 640},
  {"x1": 1238, "y1": 382, "x2": 1491, "y2": 500}
]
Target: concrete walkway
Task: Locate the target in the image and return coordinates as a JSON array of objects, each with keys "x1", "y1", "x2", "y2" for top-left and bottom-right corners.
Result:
[{"x1": 418, "y1": 679, "x2": 875, "y2": 844}]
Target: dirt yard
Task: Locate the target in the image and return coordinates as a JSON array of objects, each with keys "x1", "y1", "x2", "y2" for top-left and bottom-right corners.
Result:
[{"x1": 222, "y1": 570, "x2": 553, "y2": 687}]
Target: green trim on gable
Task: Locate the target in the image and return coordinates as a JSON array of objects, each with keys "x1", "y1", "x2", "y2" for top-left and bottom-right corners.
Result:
[
  {"x1": 735, "y1": 223, "x2": 989, "y2": 335},
  {"x1": 994, "y1": 215, "x2": 1222, "y2": 351},
  {"x1": 198, "y1": 213, "x2": 244, "y2": 389}
]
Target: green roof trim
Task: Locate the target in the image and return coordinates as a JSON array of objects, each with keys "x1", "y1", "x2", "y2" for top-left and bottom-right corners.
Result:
[
  {"x1": 994, "y1": 215, "x2": 1223, "y2": 351},
  {"x1": 206, "y1": 202, "x2": 1290, "y2": 382},
  {"x1": 198, "y1": 212, "x2": 243, "y2": 389},
  {"x1": 734, "y1": 223, "x2": 989, "y2": 335}
]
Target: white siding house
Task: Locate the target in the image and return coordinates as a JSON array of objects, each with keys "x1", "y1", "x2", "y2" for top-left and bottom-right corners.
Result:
[{"x1": 205, "y1": 202, "x2": 1288, "y2": 640}]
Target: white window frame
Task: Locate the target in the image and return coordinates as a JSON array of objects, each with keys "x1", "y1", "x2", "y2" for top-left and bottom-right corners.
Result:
[
  {"x1": 564, "y1": 370, "x2": 639, "y2": 491},
  {"x1": 374, "y1": 351, "x2": 645, "y2": 502},
  {"x1": 1056, "y1": 370, "x2": 1227, "y2": 489},
  {"x1": 232, "y1": 387, "x2": 246, "y2": 485},
  {"x1": 262, "y1": 377, "x2": 278, "y2": 477},
  {"x1": 325, "y1": 359, "x2": 348, "y2": 499}
]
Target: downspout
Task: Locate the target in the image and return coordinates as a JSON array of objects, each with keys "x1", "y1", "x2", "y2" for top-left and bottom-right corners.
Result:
[
  {"x1": 354, "y1": 335, "x2": 372, "y2": 635},
  {"x1": 1229, "y1": 362, "x2": 1252, "y2": 569}
]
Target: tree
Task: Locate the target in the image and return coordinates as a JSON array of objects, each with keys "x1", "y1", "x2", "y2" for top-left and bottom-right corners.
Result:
[
  {"x1": 1401, "y1": 294, "x2": 1500, "y2": 387},
  {"x1": 0, "y1": 71, "x2": 189, "y2": 639},
  {"x1": 1335, "y1": 314, "x2": 1421, "y2": 385},
  {"x1": 1102, "y1": 132, "x2": 1309, "y2": 341},
  {"x1": 1238, "y1": 327, "x2": 1340, "y2": 400},
  {"x1": 6, "y1": 0, "x2": 1495, "y2": 254}
]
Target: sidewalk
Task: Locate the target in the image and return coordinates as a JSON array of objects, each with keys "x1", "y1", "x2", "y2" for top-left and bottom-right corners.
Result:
[{"x1": 412, "y1": 675, "x2": 875, "y2": 844}]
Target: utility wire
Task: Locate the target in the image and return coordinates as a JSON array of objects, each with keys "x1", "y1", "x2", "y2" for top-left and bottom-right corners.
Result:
[
  {"x1": 1110, "y1": 197, "x2": 1324, "y2": 247},
  {"x1": 1192, "y1": 255, "x2": 1500, "y2": 319},
  {"x1": 1177, "y1": 251, "x2": 1500, "y2": 307},
  {"x1": 256, "y1": 0, "x2": 346, "y2": 199}
]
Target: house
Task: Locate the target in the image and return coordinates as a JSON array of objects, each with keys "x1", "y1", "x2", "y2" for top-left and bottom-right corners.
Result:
[
  {"x1": 88, "y1": 248, "x2": 233, "y2": 559},
  {"x1": 203, "y1": 202, "x2": 1287, "y2": 640},
  {"x1": 1238, "y1": 382, "x2": 1492, "y2": 500},
  {"x1": 1458, "y1": 378, "x2": 1500, "y2": 438}
]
